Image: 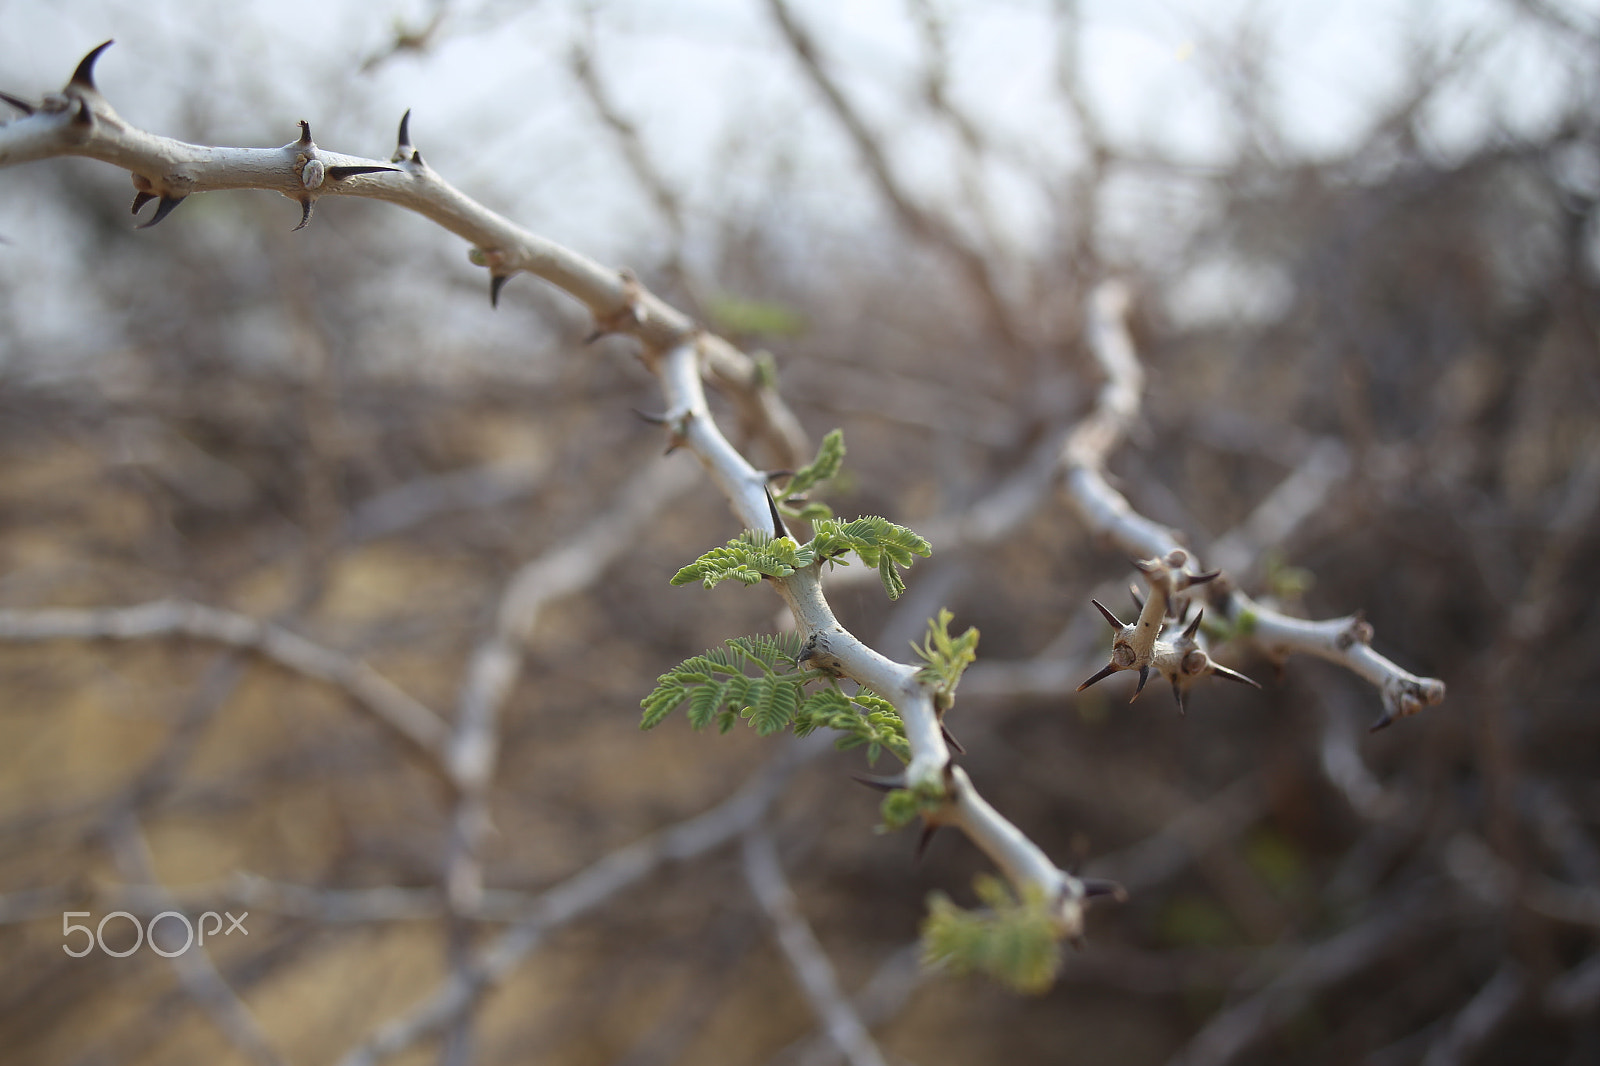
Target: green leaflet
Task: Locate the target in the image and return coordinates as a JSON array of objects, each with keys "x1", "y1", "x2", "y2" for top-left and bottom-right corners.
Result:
[
  {"x1": 809, "y1": 516, "x2": 932, "y2": 600},
  {"x1": 921, "y1": 876, "x2": 1063, "y2": 995},
  {"x1": 640, "y1": 636, "x2": 910, "y2": 763},
  {"x1": 913, "y1": 608, "x2": 979, "y2": 710},
  {"x1": 671, "y1": 530, "x2": 805, "y2": 589},
  {"x1": 776, "y1": 429, "x2": 846, "y2": 519}
]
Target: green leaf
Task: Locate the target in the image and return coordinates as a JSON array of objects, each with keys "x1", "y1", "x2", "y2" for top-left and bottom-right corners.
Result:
[
  {"x1": 913, "y1": 608, "x2": 979, "y2": 709},
  {"x1": 783, "y1": 429, "x2": 846, "y2": 500},
  {"x1": 671, "y1": 530, "x2": 805, "y2": 590},
  {"x1": 808, "y1": 516, "x2": 931, "y2": 600},
  {"x1": 921, "y1": 877, "x2": 1063, "y2": 995},
  {"x1": 707, "y1": 295, "x2": 806, "y2": 339}
]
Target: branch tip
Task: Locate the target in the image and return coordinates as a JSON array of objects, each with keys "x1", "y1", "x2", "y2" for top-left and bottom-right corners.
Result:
[{"x1": 69, "y1": 40, "x2": 114, "y2": 91}]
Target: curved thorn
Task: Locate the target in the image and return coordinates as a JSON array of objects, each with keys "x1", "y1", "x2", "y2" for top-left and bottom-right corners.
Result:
[
  {"x1": 1131, "y1": 665, "x2": 1150, "y2": 702},
  {"x1": 915, "y1": 823, "x2": 940, "y2": 861},
  {"x1": 135, "y1": 194, "x2": 186, "y2": 229},
  {"x1": 1129, "y1": 584, "x2": 1143, "y2": 612},
  {"x1": 297, "y1": 120, "x2": 313, "y2": 146},
  {"x1": 411, "y1": 149, "x2": 425, "y2": 167},
  {"x1": 1090, "y1": 599, "x2": 1124, "y2": 630},
  {"x1": 1211, "y1": 663, "x2": 1262, "y2": 689},
  {"x1": 1367, "y1": 713, "x2": 1394, "y2": 734},
  {"x1": 396, "y1": 108, "x2": 412, "y2": 151},
  {"x1": 1081, "y1": 878, "x2": 1128, "y2": 902},
  {"x1": 327, "y1": 165, "x2": 398, "y2": 181},
  {"x1": 0, "y1": 90, "x2": 36, "y2": 115},
  {"x1": 1076, "y1": 661, "x2": 1119, "y2": 692},
  {"x1": 850, "y1": 773, "x2": 906, "y2": 793},
  {"x1": 292, "y1": 199, "x2": 313, "y2": 231},
  {"x1": 1178, "y1": 599, "x2": 1190, "y2": 625},
  {"x1": 130, "y1": 190, "x2": 156, "y2": 215},
  {"x1": 940, "y1": 722, "x2": 965, "y2": 755},
  {"x1": 70, "y1": 40, "x2": 115, "y2": 90},
  {"x1": 488, "y1": 273, "x2": 509, "y2": 307},
  {"x1": 1187, "y1": 569, "x2": 1221, "y2": 586},
  {"x1": 72, "y1": 97, "x2": 92, "y2": 125},
  {"x1": 1172, "y1": 679, "x2": 1186, "y2": 715},
  {"x1": 1183, "y1": 609, "x2": 1204, "y2": 641},
  {"x1": 631, "y1": 409, "x2": 669, "y2": 425}
]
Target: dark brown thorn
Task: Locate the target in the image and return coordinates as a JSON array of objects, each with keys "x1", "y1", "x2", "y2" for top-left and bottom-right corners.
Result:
[
  {"x1": 915, "y1": 823, "x2": 940, "y2": 861},
  {"x1": 327, "y1": 165, "x2": 398, "y2": 181},
  {"x1": 1171, "y1": 679, "x2": 1186, "y2": 716},
  {"x1": 1187, "y1": 569, "x2": 1221, "y2": 586},
  {"x1": 72, "y1": 97, "x2": 91, "y2": 125},
  {"x1": 130, "y1": 190, "x2": 156, "y2": 214},
  {"x1": 1131, "y1": 665, "x2": 1150, "y2": 701},
  {"x1": 297, "y1": 120, "x2": 313, "y2": 146},
  {"x1": 396, "y1": 108, "x2": 412, "y2": 152},
  {"x1": 70, "y1": 40, "x2": 114, "y2": 90},
  {"x1": 765, "y1": 469, "x2": 795, "y2": 482},
  {"x1": 489, "y1": 273, "x2": 509, "y2": 308},
  {"x1": 1076, "y1": 661, "x2": 1119, "y2": 692},
  {"x1": 135, "y1": 194, "x2": 186, "y2": 229},
  {"x1": 940, "y1": 723, "x2": 965, "y2": 755},
  {"x1": 1177, "y1": 599, "x2": 1189, "y2": 624},
  {"x1": 1367, "y1": 713, "x2": 1394, "y2": 734},
  {"x1": 293, "y1": 199, "x2": 313, "y2": 231},
  {"x1": 851, "y1": 773, "x2": 905, "y2": 792},
  {"x1": 1080, "y1": 878, "x2": 1128, "y2": 902},
  {"x1": 1090, "y1": 599, "x2": 1124, "y2": 630},
  {"x1": 0, "y1": 91, "x2": 34, "y2": 115},
  {"x1": 1129, "y1": 584, "x2": 1143, "y2": 612},
  {"x1": 1183, "y1": 609, "x2": 1204, "y2": 641},
  {"x1": 411, "y1": 149, "x2": 425, "y2": 167},
  {"x1": 1211, "y1": 663, "x2": 1262, "y2": 689},
  {"x1": 764, "y1": 486, "x2": 789, "y2": 539}
]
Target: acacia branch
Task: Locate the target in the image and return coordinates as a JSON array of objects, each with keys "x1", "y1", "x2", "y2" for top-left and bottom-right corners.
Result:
[{"x1": 1062, "y1": 281, "x2": 1446, "y2": 729}]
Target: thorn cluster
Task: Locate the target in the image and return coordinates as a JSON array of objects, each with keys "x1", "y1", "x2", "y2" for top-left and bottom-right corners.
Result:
[{"x1": 1076, "y1": 550, "x2": 1260, "y2": 712}]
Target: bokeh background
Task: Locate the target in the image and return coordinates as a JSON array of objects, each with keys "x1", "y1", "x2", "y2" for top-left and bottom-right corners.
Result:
[{"x1": 2, "y1": 1, "x2": 1598, "y2": 1064}]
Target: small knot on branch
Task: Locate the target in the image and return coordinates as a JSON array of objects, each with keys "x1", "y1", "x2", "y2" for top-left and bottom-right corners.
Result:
[{"x1": 584, "y1": 268, "x2": 647, "y2": 343}]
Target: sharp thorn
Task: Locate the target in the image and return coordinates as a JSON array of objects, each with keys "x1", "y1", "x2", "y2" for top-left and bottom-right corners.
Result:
[
  {"x1": 915, "y1": 823, "x2": 940, "y2": 861},
  {"x1": 411, "y1": 149, "x2": 425, "y2": 167},
  {"x1": 293, "y1": 199, "x2": 313, "y2": 231},
  {"x1": 1172, "y1": 679, "x2": 1186, "y2": 715},
  {"x1": 940, "y1": 722, "x2": 965, "y2": 755},
  {"x1": 764, "y1": 486, "x2": 788, "y2": 539},
  {"x1": 69, "y1": 40, "x2": 114, "y2": 91},
  {"x1": 327, "y1": 165, "x2": 398, "y2": 181},
  {"x1": 1131, "y1": 665, "x2": 1150, "y2": 701},
  {"x1": 489, "y1": 273, "x2": 509, "y2": 307},
  {"x1": 1178, "y1": 599, "x2": 1190, "y2": 624},
  {"x1": 72, "y1": 97, "x2": 92, "y2": 125},
  {"x1": 1080, "y1": 878, "x2": 1127, "y2": 902},
  {"x1": 297, "y1": 120, "x2": 313, "y2": 146},
  {"x1": 396, "y1": 108, "x2": 412, "y2": 151},
  {"x1": 1211, "y1": 663, "x2": 1262, "y2": 689},
  {"x1": 135, "y1": 194, "x2": 186, "y2": 229},
  {"x1": 1129, "y1": 584, "x2": 1144, "y2": 612},
  {"x1": 1183, "y1": 609, "x2": 1204, "y2": 641},
  {"x1": 1090, "y1": 599, "x2": 1124, "y2": 630},
  {"x1": 1188, "y1": 569, "x2": 1221, "y2": 586},
  {"x1": 130, "y1": 190, "x2": 156, "y2": 215},
  {"x1": 851, "y1": 773, "x2": 905, "y2": 793},
  {"x1": 1076, "y1": 661, "x2": 1119, "y2": 692},
  {"x1": 0, "y1": 91, "x2": 35, "y2": 115},
  {"x1": 1368, "y1": 713, "x2": 1394, "y2": 734}
]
